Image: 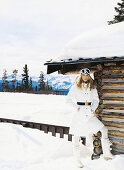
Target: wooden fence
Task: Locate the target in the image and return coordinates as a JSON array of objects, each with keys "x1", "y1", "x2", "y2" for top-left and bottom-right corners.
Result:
[
  {"x1": 0, "y1": 117, "x2": 83, "y2": 143},
  {"x1": 23, "y1": 90, "x2": 69, "y2": 95}
]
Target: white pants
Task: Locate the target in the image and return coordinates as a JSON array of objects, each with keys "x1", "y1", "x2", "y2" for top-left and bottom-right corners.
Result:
[{"x1": 73, "y1": 126, "x2": 112, "y2": 162}]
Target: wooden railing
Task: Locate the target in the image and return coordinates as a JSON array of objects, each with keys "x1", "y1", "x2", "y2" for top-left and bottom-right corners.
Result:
[
  {"x1": 23, "y1": 90, "x2": 69, "y2": 95},
  {"x1": 0, "y1": 117, "x2": 73, "y2": 141},
  {"x1": 0, "y1": 117, "x2": 86, "y2": 145}
]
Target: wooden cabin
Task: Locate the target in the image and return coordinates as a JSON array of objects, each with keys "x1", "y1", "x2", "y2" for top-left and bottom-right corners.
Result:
[{"x1": 44, "y1": 22, "x2": 124, "y2": 155}]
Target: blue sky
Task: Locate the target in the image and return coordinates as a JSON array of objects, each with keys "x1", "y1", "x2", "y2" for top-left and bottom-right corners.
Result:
[{"x1": 0, "y1": 0, "x2": 119, "y2": 76}]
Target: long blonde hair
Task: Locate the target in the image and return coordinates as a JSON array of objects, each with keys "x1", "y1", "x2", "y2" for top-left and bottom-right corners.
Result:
[{"x1": 76, "y1": 74, "x2": 94, "y2": 90}]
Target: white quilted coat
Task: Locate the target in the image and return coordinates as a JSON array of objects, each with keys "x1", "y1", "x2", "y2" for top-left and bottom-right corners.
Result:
[{"x1": 67, "y1": 83, "x2": 104, "y2": 138}]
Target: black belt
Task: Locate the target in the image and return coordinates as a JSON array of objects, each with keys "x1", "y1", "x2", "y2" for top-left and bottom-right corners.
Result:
[{"x1": 77, "y1": 102, "x2": 91, "y2": 106}]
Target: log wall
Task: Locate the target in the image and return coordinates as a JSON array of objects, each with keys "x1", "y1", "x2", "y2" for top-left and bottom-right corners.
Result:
[{"x1": 94, "y1": 62, "x2": 124, "y2": 154}]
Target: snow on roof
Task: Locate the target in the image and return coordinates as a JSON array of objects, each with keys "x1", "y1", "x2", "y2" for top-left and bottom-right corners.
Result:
[{"x1": 52, "y1": 22, "x2": 124, "y2": 63}]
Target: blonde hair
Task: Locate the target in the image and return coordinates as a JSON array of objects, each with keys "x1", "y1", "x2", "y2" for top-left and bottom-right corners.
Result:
[{"x1": 75, "y1": 74, "x2": 94, "y2": 90}]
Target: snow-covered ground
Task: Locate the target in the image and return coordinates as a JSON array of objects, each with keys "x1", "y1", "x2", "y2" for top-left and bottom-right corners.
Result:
[{"x1": 0, "y1": 92, "x2": 124, "y2": 170}]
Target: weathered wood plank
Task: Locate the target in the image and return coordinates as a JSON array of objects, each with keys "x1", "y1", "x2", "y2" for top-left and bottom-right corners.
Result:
[
  {"x1": 60, "y1": 128, "x2": 64, "y2": 138},
  {"x1": 111, "y1": 144, "x2": 124, "y2": 153},
  {"x1": 112, "y1": 141, "x2": 124, "y2": 146},
  {"x1": 108, "y1": 126, "x2": 124, "y2": 132},
  {"x1": 102, "y1": 76, "x2": 124, "y2": 79},
  {"x1": 112, "y1": 148, "x2": 124, "y2": 154},
  {"x1": 102, "y1": 121, "x2": 124, "y2": 128},
  {"x1": 108, "y1": 130, "x2": 124, "y2": 137},
  {"x1": 68, "y1": 134, "x2": 72, "y2": 141},
  {"x1": 102, "y1": 89, "x2": 124, "y2": 93},
  {"x1": 109, "y1": 135, "x2": 124, "y2": 146},
  {"x1": 96, "y1": 113, "x2": 124, "y2": 119},
  {"x1": 101, "y1": 97, "x2": 124, "y2": 101},
  {"x1": 0, "y1": 117, "x2": 73, "y2": 141},
  {"x1": 102, "y1": 78, "x2": 124, "y2": 83},
  {"x1": 101, "y1": 117, "x2": 124, "y2": 123},
  {"x1": 103, "y1": 100, "x2": 124, "y2": 105},
  {"x1": 102, "y1": 82, "x2": 124, "y2": 86},
  {"x1": 103, "y1": 68, "x2": 124, "y2": 73},
  {"x1": 101, "y1": 110, "x2": 124, "y2": 115},
  {"x1": 51, "y1": 126, "x2": 56, "y2": 137},
  {"x1": 102, "y1": 93, "x2": 124, "y2": 98},
  {"x1": 101, "y1": 104, "x2": 124, "y2": 110},
  {"x1": 41, "y1": 125, "x2": 48, "y2": 133},
  {"x1": 102, "y1": 85, "x2": 124, "y2": 90},
  {"x1": 34, "y1": 124, "x2": 41, "y2": 130}
]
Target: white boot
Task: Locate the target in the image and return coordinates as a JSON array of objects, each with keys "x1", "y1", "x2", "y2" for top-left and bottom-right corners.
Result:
[
  {"x1": 101, "y1": 138, "x2": 114, "y2": 160},
  {"x1": 73, "y1": 136, "x2": 84, "y2": 168},
  {"x1": 73, "y1": 149, "x2": 84, "y2": 168},
  {"x1": 100, "y1": 127, "x2": 114, "y2": 160}
]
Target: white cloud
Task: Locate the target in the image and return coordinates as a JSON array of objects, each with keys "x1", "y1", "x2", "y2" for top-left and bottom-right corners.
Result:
[{"x1": 0, "y1": 0, "x2": 120, "y2": 76}]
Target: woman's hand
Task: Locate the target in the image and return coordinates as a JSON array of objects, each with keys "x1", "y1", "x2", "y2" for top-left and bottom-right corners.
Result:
[{"x1": 77, "y1": 107, "x2": 80, "y2": 111}]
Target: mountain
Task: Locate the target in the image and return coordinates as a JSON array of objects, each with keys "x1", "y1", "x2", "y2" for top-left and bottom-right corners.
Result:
[{"x1": 0, "y1": 73, "x2": 77, "y2": 91}]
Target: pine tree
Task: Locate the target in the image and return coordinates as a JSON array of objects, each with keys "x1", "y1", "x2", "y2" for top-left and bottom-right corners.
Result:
[
  {"x1": 35, "y1": 85, "x2": 38, "y2": 91},
  {"x1": 38, "y1": 71, "x2": 45, "y2": 91},
  {"x1": 2, "y1": 69, "x2": 9, "y2": 91},
  {"x1": 108, "y1": 0, "x2": 124, "y2": 24},
  {"x1": 11, "y1": 69, "x2": 18, "y2": 91},
  {"x1": 22, "y1": 64, "x2": 29, "y2": 91},
  {"x1": 45, "y1": 79, "x2": 49, "y2": 90},
  {"x1": 45, "y1": 79, "x2": 53, "y2": 91},
  {"x1": 29, "y1": 77, "x2": 33, "y2": 91}
]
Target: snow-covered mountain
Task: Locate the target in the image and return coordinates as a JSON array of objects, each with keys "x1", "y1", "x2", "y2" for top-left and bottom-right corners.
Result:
[
  {"x1": 44, "y1": 73, "x2": 77, "y2": 90},
  {"x1": 0, "y1": 73, "x2": 77, "y2": 91}
]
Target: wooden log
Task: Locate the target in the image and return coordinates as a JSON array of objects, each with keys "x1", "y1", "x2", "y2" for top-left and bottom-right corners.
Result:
[
  {"x1": 108, "y1": 130, "x2": 124, "y2": 137},
  {"x1": 102, "y1": 89, "x2": 124, "y2": 93},
  {"x1": 93, "y1": 139, "x2": 101, "y2": 147},
  {"x1": 108, "y1": 126, "x2": 124, "y2": 132},
  {"x1": 102, "y1": 86, "x2": 124, "y2": 90},
  {"x1": 112, "y1": 148, "x2": 124, "y2": 154},
  {"x1": 101, "y1": 97, "x2": 124, "y2": 101},
  {"x1": 101, "y1": 117, "x2": 124, "y2": 124},
  {"x1": 93, "y1": 146, "x2": 102, "y2": 155},
  {"x1": 96, "y1": 64, "x2": 103, "y2": 71},
  {"x1": 97, "y1": 72, "x2": 103, "y2": 77},
  {"x1": 96, "y1": 113, "x2": 124, "y2": 119},
  {"x1": 101, "y1": 104, "x2": 124, "y2": 110},
  {"x1": 103, "y1": 63, "x2": 116, "y2": 66},
  {"x1": 103, "y1": 68, "x2": 124, "y2": 73},
  {"x1": 109, "y1": 135, "x2": 124, "y2": 146},
  {"x1": 102, "y1": 121, "x2": 124, "y2": 128},
  {"x1": 99, "y1": 99, "x2": 103, "y2": 105},
  {"x1": 97, "y1": 79, "x2": 102, "y2": 84},
  {"x1": 102, "y1": 82, "x2": 124, "y2": 86},
  {"x1": 102, "y1": 76, "x2": 124, "y2": 79},
  {"x1": 111, "y1": 144, "x2": 124, "y2": 153},
  {"x1": 112, "y1": 141, "x2": 124, "y2": 146}
]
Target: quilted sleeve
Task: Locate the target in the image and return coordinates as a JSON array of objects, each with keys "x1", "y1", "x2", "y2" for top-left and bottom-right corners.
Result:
[
  {"x1": 66, "y1": 84, "x2": 78, "y2": 109},
  {"x1": 91, "y1": 88, "x2": 99, "y2": 112}
]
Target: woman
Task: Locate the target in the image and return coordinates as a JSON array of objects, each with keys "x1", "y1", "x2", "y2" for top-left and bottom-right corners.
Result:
[{"x1": 67, "y1": 68, "x2": 113, "y2": 168}]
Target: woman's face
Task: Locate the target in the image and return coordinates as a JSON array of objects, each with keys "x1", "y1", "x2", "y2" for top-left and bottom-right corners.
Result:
[{"x1": 81, "y1": 73, "x2": 90, "y2": 82}]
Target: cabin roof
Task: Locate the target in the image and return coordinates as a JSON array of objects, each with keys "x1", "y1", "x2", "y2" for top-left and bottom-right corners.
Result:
[{"x1": 44, "y1": 22, "x2": 124, "y2": 73}]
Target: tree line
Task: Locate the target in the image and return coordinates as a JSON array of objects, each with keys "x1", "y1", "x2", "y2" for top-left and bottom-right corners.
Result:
[{"x1": 0, "y1": 64, "x2": 52, "y2": 92}]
